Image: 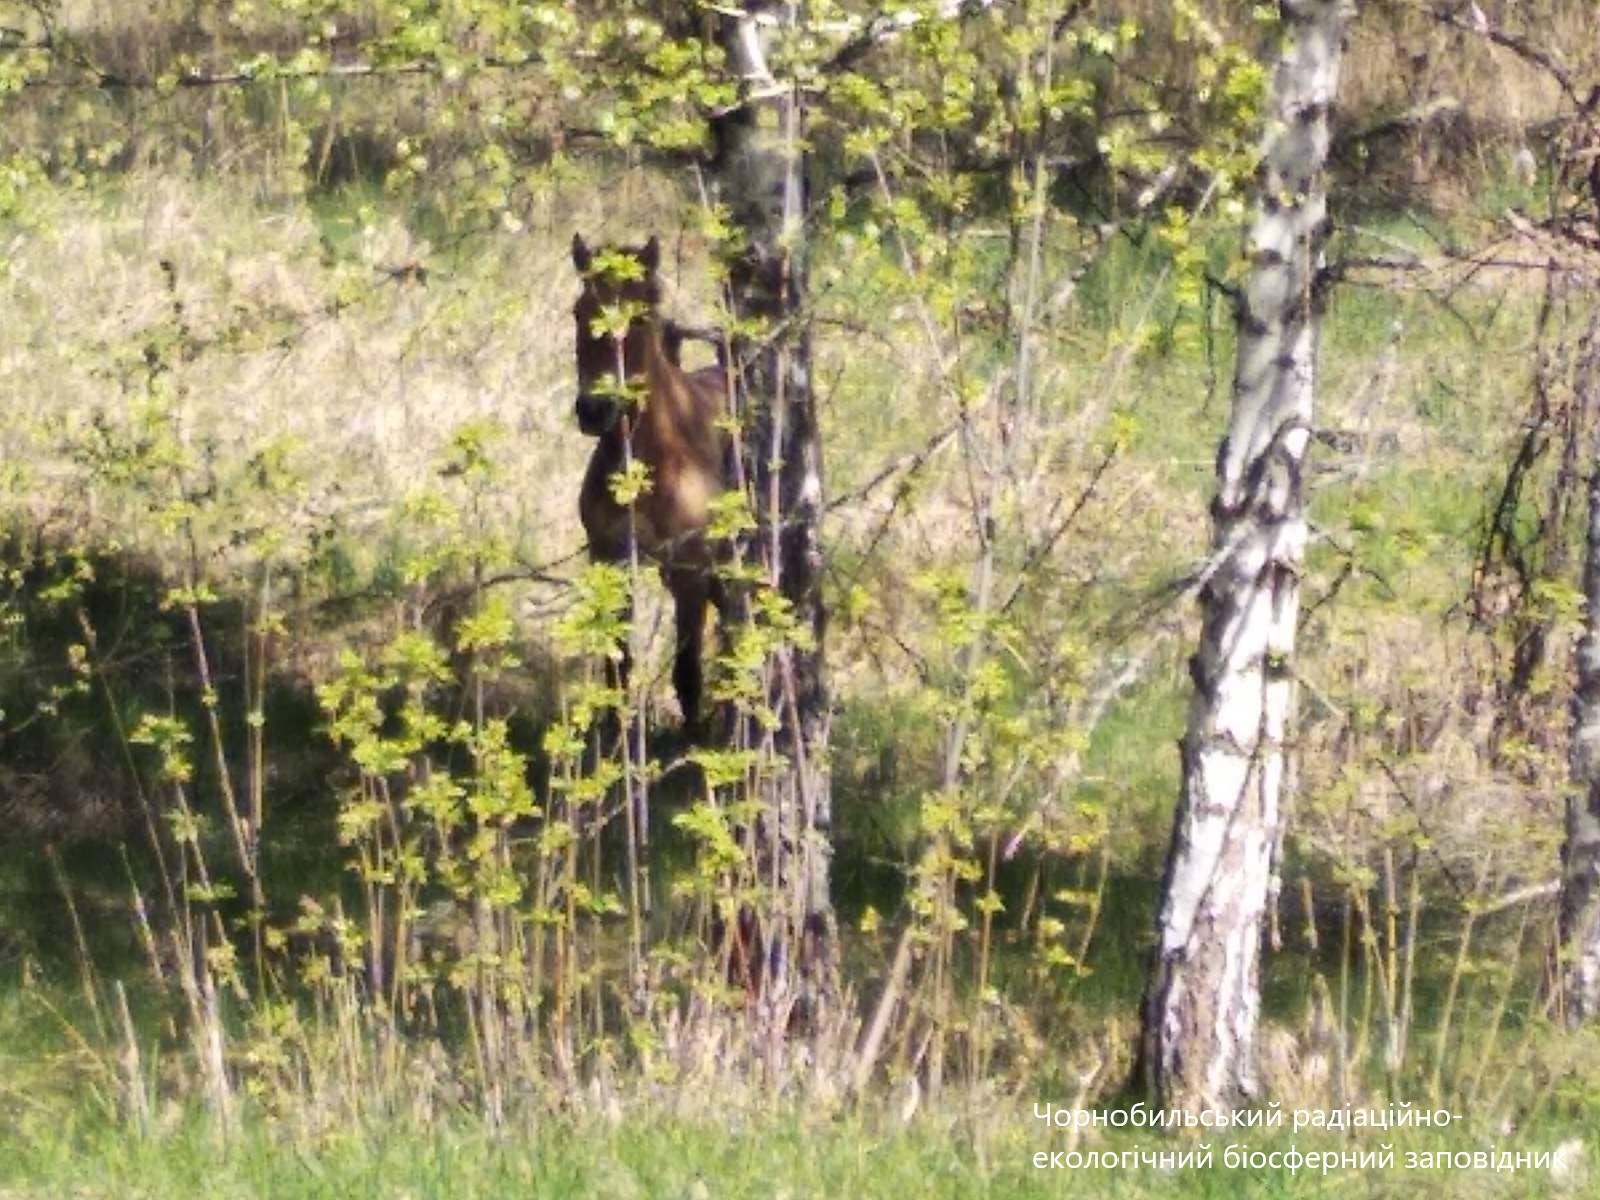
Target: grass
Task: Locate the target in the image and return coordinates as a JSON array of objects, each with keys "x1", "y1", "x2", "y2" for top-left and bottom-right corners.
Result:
[
  {"x1": 2, "y1": 1077, "x2": 1594, "y2": 1200},
  {"x1": 0, "y1": 1110, "x2": 1165, "y2": 1199},
  {"x1": 8, "y1": 1107, "x2": 1031, "y2": 1200}
]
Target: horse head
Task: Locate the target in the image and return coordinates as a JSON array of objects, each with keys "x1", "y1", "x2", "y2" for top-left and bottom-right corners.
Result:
[{"x1": 570, "y1": 233, "x2": 663, "y2": 437}]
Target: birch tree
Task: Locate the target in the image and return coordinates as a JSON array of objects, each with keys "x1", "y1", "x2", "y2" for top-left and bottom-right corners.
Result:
[
  {"x1": 712, "y1": 1, "x2": 837, "y2": 1031},
  {"x1": 1141, "y1": 0, "x2": 1353, "y2": 1113},
  {"x1": 1560, "y1": 317, "x2": 1600, "y2": 1024}
]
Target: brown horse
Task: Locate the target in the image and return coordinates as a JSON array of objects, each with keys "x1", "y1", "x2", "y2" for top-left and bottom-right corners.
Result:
[{"x1": 570, "y1": 232, "x2": 731, "y2": 734}]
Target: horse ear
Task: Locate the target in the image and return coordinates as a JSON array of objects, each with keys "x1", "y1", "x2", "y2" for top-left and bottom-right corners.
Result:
[
  {"x1": 571, "y1": 233, "x2": 592, "y2": 273},
  {"x1": 640, "y1": 235, "x2": 660, "y2": 273}
]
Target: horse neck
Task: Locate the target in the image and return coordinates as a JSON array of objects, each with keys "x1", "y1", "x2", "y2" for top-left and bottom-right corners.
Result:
[{"x1": 626, "y1": 319, "x2": 695, "y2": 446}]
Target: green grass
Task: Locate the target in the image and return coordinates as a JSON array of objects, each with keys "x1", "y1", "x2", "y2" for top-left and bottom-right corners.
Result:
[
  {"x1": 9, "y1": 1111, "x2": 1020, "y2": 1200},
  {"x1": 2, "y1": 1091, "x2": 1589, "y2": 1200}
]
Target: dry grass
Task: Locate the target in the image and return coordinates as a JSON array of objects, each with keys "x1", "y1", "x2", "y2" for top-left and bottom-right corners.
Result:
[
  {"x1": 3, "y1": 168, "x2": 676, "y2": 538},
  {"x1": 0, "y1": 167, "x2": 732, "y2": 677}
]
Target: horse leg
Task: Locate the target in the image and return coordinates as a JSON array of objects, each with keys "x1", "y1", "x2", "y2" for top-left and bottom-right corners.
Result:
[
  {"x1": 582, "y1": 532, "x2": 632, "y2": 758},
  {"x1": 577, "y1": 578, "x2": 630, "y2": 840},
  {"x1": 671, "y1": 571, "x2": 710, "y2": 739},
  {"x1": 707, "y1": 573, "x2": 741, "y2": 743}
]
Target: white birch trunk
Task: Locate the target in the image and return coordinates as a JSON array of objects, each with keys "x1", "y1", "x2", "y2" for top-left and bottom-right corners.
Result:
[
  {"x1": 1141, "y1": 0, "x2": 1352, "y2": 1113},
  {"x1": 1560, "y1": 319, "x2": 1600, "y2": 1025},
  {"x1": 714, "y1": 1, "x2": 837, "y2": 1034}
]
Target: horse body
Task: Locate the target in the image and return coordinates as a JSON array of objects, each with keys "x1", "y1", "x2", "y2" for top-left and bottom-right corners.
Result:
[
  {"x1": 571, "y1": 234, "x2": 731, "y2": 732},
  {"x1": 577, "y1": 357, "x2": 726, "y2": 565}
]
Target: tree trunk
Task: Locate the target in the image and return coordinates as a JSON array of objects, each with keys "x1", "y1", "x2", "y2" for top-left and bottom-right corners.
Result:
[
  {"x1": 1141, "y1": 0, "x2": 1352, "y2": 1113},
  {"x1": 1560, "y1": 316, "x2": 1600, "y2": 1025},
  {"x1": 712, "y1": 1, "x2": 837, "y2": 1034}
]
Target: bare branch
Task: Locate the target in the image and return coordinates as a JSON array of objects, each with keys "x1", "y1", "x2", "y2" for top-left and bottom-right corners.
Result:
[
  {"x1": 1477, "y1": 880, "x2": 1558, "y2": 917},
  {"x1": 1427, "y1": 1, "x2": 1580, "y2": 104},
  {"x1": 824, "y1": 421, "x2": 958, "y2": 515}
]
